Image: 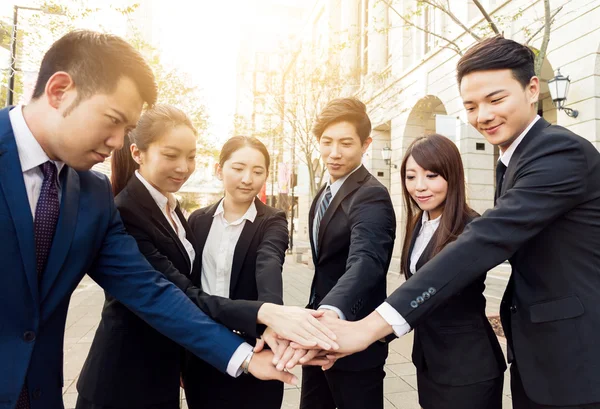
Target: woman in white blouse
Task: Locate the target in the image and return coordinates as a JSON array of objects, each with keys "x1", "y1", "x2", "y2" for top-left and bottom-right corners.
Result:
[
  {"x1": 399, "y1": 134, "x2": 506, "y2": 409},
  {"x1": 182, "y1": 136, "x2": 289, "y2": 409},
  {"x1": 77, "y1": 107, "x2": 333, "y2": 409}
]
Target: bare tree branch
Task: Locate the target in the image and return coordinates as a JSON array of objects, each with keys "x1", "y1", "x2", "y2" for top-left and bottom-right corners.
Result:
[
  {"x1": 381, "y1": 0, "x2": 463, "y2": 55},
  {"x1": 419, "y1": 0, "x2": 482, "y2": 41},
  {"x1": 526, "y1": 5, "x2": 562, "y2": 45},
  {"x1": 534, "y1": 0, "x2": 553, "y2": 77},
  {"x1": 472, "y1": 0, "x2": 501, "y2": 34}
]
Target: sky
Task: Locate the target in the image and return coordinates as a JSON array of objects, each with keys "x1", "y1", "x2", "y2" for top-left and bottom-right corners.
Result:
[{"x1": 1, "y1": 0, "x2": 311, "y2": 145}]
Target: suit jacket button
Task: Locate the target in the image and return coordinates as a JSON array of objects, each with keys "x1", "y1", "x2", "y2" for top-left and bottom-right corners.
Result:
[
  {"x1": 32, "y1": 388, "x2": 41, "y2": 400},
  {"x1": 410, "y1": 301, "x2": 419, "y2": 309},
  {"x1": 422, "y1": 292, "x2": 430, "y2": 300},
  {"x1": 428, "y1": 287, "x2": 436, "y2": 295},
  {"x1": 23, "y1": 331, "x2": 35, "y2": 342},
  {"x1": 510, "y1": 305, "x2": 518, "y2": 313},
  {"x1": 416, "y1": 296, "x2": 424, "y2": 305}
]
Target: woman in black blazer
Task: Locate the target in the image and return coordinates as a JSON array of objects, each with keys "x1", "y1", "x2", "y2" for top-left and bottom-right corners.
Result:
[
  {"x1": 76, "y1": 107, "x2": 323, "y2": 409},
  {"x1": 182, "y1": 136, "x2": 288, "y2": 409},
  {"x1": 399, "y1": 134, "x2": 506, "y2": 409}
]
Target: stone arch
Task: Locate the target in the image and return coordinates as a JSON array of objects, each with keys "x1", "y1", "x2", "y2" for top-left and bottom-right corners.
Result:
[
  {"x1": 402, "y1": 95, "x2": 448, "y2": 152},
  {"x1": 537, "y1": 54, "x2": 558, "y2": 125}
]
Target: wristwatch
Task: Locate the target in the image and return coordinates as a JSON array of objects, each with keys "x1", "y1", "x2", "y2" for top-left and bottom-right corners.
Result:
[{"x1": 241, "y1": 351, "x2": 254, "y2": 375}]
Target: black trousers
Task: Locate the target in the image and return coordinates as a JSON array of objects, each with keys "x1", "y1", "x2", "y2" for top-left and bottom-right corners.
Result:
[
  {"x1": 417, "y1": 369, "x2": 503, "y2": 409},
  {"x1": 183, "y1": 357, "x2": 283, "y2": 409},
  {"x1": 511, "y1": 364, "x2": 600, "y2": 409},
  {"x1": 300, "y1": 365, "x2": 385, "y2": 409},
  {"x1": 75, "y1": 395, "x2": 179, "y2": 409}
]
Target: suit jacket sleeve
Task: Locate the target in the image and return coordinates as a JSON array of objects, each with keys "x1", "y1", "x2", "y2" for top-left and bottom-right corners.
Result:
[
  {"x1": 319, "y1": 184, "x2": 396, "y2": 321},
  {"x1": 117, "y1": 205, "x2": 264, "y2": 339},
  {"x1": 88, "y1": 178, "x2": 244, "y2": 374},
  {"x1": 254, "y1": 210, "x2": 288, "y2": 304},
  {"x1": 386, "y1": 132, "x2": 588, "y2": 326}
]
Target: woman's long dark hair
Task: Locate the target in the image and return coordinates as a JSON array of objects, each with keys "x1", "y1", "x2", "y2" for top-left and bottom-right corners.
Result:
[
  {"x1": 110, "y1": 104, "x2": 197, "y2": 196},
  {"x1": 400, "y1": 134, "x2": 478, "y2": 279}
]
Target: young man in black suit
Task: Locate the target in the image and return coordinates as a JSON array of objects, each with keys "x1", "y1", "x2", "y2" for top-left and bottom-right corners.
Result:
[
  {"x1": 318, "y1": 37, "x2": 600, "y2": 409},
  {"x1": 299, "y1": 98, "x2": 396, "y2": 409}
]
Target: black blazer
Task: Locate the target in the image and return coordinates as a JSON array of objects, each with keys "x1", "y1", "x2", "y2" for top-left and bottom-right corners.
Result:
[
  {"x1": 387, "y1": 118, "x2": 600, "y2": 406},
  {"x1": 77, "y1": 175, "x2": 264, "y2": 407},
  {"x1": 407, "y1": 215, "x2": 506, "y2": 387},
  {"x1": 186, "y1": 197, "x2": 288, "y2": 305},
  {"x1": 312, "y1": 165, "x2": 396, "y2": 371}
]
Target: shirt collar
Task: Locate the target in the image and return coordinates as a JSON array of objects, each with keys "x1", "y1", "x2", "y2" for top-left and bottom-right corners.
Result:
[
  {"x1": 499, "y1": 115, "x2": 541, "y2": 167},
  {"x1": 214, "y1": 198, "x2": 258, "y2": 225},
  {"x1": 327, "y1": 164, "x2": 362, "y2": 198},
  {"x1": 9, "y1": 105, "x2": 65, "y2": 175},
  {"x1": 421, "y1": 211, "x2": 441, "y2": 227},
  {"x1": 135, "y1": 170, "x2": 178, "y2": 211}
]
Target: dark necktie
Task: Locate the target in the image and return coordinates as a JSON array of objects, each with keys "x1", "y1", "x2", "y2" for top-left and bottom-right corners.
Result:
[
  {"x1": 16, "y1": 162, "x2": 60, "y2": 409},
  {"x1": 34, "y1": 161, "x2": 60, "y2": 279},
  {"x1": 494, "y1": 161, "x2": 507, "y2": 204},
  {"x1": 314, "y1": 185, "x2": 332, "y2": 252}
]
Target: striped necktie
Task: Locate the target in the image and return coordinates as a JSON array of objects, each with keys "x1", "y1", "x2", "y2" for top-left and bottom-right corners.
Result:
[{"x1": 314, "y1": 185, "x2": 332, "y2": 251}]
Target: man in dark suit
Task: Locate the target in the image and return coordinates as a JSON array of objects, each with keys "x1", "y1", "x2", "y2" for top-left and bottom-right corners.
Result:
[
  {"x1": 0, "y1": 30, "x2": 300, "y2": 409},
  {"x1": 317, "y1": 37, "x2": 600, "y2": 409},
  {"x1": 298, "y1": 98, "x2": 396, "y2": 409}
]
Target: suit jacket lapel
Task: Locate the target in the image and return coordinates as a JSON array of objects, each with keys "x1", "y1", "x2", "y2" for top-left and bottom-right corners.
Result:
[
  {"x1": 230, "y1": 198, "x2": 263, "y2": 297},
  {"x1": 316, "y1": 165, "x2": 369, "y2": 256},
  {"x1": 41, "y1": 167, "x2": 80, "y2": 301},
  {"x1": 193, "y1": 200, "x2": 220, "y2": 265},
  {"x1": 129, "y1": 176, "x2": 191, "y2": 272},
  {"x1": 405, "y1": 217, "x2": 422, "y2": 278},
  {"x1": 415, "y1": 231, "x2": 437, "y2": 271},
  {"x1": 501, "y1": 118, "x2": 551, "y2": 196},
  {"x1": 0, "y1": 111, "x2": 38, "y2": 304}
]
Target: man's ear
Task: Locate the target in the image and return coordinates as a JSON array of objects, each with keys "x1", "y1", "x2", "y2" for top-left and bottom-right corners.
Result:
[
  {"x1": 45, "y1": 71, "x2": 76, "y2": 110},
  {"x1": 362, "y1": 136, "x2": 373, "y2": 154},
  {"x1": 528, "y1": 76, "x2": 540, "y2": 105}
]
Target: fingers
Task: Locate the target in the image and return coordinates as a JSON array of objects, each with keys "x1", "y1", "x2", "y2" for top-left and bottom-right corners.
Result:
[
  {"x1": 321, "y1": 360, "x2": 335, "y2": 371},
  {"x1": 285, "y1": 348, "x2": 308, "y2": 370},
  {"x1": 286, "y1": 333, "x2": 318, "y2": 348},
  {"x1": 298, "y1": 348, "x2": 321, "y2": 365},
  {"x1": 309, "y1": 309, "x2": 325, "y2": 317},
  {"x1": 273, "y1": 340, "x2": 289, "y2": 365},
  {"x1": 254, "y1": 337, "x2": 265, "y2": 353},
  {"x1": 305, "y1": 315, "x2": 339, "y2": 348},
  {"x1": 264, "y1": 335, "x2": 280, "y2": 354},
  {"x1": 290, "y1": 341, "x2": 320, "y2": 350},
  {"x1": 276, "y1": 345, "x2": 297, "y2": 371},
  {"x1": 275, "y1": 369, "x2": 299, "y2": 385}
]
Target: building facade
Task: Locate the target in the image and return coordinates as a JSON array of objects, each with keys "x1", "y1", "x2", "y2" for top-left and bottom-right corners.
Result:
[{"x1": 287, "y1": 0, "x2": 600, "y2": 272}]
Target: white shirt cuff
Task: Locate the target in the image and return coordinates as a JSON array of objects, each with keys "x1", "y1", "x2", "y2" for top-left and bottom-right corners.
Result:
[
  {"x1": 226, "y1": 342, "x2": 253, "y2": 377},
  {"x1": 319, "y1": 305, "x2": 346, "y2": 320},
  {"x1": 376, "y1": 302, "x2": 411, "y2": 338}
]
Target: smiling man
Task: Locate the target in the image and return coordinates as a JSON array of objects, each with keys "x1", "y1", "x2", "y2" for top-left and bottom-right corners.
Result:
[
  {"x1": 317, "y1": 36, "x2": 600, "y2": 409},
  {"x1": 299, "y1": 98, "x2": 396, "y2": 409}
]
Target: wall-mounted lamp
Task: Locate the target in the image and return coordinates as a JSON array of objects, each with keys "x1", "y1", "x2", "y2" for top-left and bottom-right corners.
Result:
[
  {"x1": 381, "y1": 146, "x2": 397, "y2": 169},
  {"x1": 547, "y1": 68, "x2": 579, "y2": 118}
]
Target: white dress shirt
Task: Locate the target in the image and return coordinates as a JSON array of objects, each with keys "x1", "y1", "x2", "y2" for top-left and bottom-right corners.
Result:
[
  {"x1": 201, "y1": 199, "x2": 257, "y2": 297},
  {"x1": 135, "y1": 171, "x2": 196, "y2": 273},
  {"x1": 376, "y1": 115, "x2": 542, "y2": 337},
  {"x1": 9, "y1": 106, "x2": 252, "y2": 377},
  {"x1": 499, "y1": 115, "x2": 541, "y2": 167},
  {"x1": 9, "y1": 105, "x2": 65, "y2": 217},
  {"x1": 313, "y1": 165, "x2": 362, "y2": 320},
  {"x1": 409, "y1": 212, "x2": 441, "y2": 275}
]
